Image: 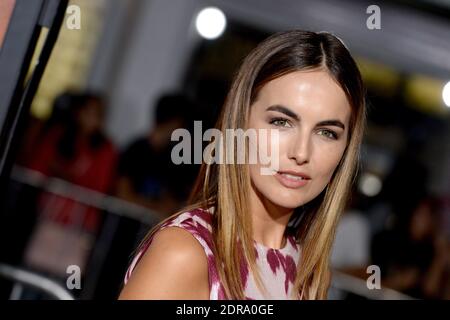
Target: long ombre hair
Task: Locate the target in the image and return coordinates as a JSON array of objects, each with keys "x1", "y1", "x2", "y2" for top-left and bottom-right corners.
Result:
[{"x1": 137, "y1": 30, "x2": 366, "y2": 300}]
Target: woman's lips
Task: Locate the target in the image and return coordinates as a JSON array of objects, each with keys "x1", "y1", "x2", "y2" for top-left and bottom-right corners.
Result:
[{"x1": 275, "y1": 171, "x2": 310, "y2": 189}]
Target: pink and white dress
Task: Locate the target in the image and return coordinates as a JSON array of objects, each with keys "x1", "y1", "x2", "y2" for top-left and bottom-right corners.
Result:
[{"x1": 124, "y1": 207, "x2": 301, "y2": 299}]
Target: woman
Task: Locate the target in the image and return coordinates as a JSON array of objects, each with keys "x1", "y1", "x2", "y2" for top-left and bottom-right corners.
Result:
[
  {"x1": 119, "y1": 30, "x2": 366, "y2": 300},
  {"x1": 28, "y1": 93, "x2": 117, "y2": 232},
  {"x1": 24, "y1": 93, "x2": 117, "y2": 277}
]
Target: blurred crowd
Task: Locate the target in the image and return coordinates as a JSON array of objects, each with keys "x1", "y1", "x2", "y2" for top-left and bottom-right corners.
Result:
[
  {"x1": 2, "y1": 91, "x2": 199, "y2": 299},
  {"x1": 1, "y1": 90, "x2": 449, "y2": 300},
  {"x1": 331, "y1": 169, "x2": 450, "y2": 299}
]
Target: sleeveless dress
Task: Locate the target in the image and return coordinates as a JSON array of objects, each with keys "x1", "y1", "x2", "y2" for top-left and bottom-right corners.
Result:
[{"x1": 124, "y1": 207, "x2": 301, "y2": 300}]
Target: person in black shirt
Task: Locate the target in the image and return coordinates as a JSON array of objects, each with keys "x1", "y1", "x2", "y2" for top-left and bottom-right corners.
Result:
[
  {"x1": 116, "y1": 93, "x2": 197, "y2": 215},
  {"x1": 372, "y1": 195, "x2": 450, "y2": 299}
]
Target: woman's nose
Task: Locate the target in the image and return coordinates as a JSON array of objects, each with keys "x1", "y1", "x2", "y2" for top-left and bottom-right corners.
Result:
[{"x1": 288, "y1": 133, "x2": 311, "y2": 165}]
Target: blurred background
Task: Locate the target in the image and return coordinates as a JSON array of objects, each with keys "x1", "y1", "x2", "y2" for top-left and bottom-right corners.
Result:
[{"x1": 0, "y1": 0, "x2": 449, "y2": 300}]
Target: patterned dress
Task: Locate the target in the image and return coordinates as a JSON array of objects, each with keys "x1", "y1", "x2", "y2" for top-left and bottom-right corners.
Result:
[{"x1": 124, "y1": 207, "x2": 301, "y2": 300}]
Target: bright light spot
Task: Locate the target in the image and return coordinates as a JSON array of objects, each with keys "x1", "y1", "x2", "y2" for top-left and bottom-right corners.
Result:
[
  {"x1": 195, "y1": 7, "x2": 226, "y2": 40},
  {"x1": 358, "y1": 173, "x2": 382, "y2": 197},
  {"x1": 443, "y1": 81, "x2": 450, "y2": 107}
]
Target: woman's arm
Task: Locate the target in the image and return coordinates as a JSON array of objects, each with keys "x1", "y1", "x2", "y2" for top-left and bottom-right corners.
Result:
[{"x1": 118, "y1": 227, "x2": 210, "y2": 300}]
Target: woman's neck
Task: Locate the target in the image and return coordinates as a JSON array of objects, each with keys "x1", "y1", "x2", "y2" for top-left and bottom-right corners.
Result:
[{"x1": 249, "y1": 182, "x2": 294, "y2": 249}]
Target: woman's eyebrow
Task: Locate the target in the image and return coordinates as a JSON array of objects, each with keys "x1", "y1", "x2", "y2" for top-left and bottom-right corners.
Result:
[
  {"x1": 266, "y1": 105, "x2": 299, "y2": 120},
  {"x1": 316, "y1": 120, "x2": 345, "y2": 130},
  {"x1": 266, "y1": 105, "x2": 346, "y2": 130}
]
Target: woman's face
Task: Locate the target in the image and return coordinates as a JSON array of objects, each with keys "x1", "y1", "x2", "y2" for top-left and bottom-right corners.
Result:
[
  {"x1": 77, "y1": 99, "x2": 104, "y2": 135},
  {"x1": 247, "y1": 69, "x2": 351, "y2": 210},
  {"x1": 410, "y1": 201, "x2": 434, "y2": 240}
]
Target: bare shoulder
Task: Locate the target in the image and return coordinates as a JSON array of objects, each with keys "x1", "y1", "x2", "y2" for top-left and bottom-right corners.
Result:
[{"x1": 118, "y1": 226, "x2": 209, "y2": 300}]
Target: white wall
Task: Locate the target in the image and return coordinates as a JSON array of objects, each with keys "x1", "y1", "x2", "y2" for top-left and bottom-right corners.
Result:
[{"x1": 99, "y1": 0, "x2": 204, "y2": 146}]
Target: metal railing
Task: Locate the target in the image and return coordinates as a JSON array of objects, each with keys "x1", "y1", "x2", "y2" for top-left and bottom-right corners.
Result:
[
  {"x1": 6, "y1": 165, "x2": 414, "y2": 300},
  {"x1": 10, "y1": 165, "x2": 168, "y2": 299},
  {"x1": 330, "y1": 270, "x2": 414, "y2": 300},
  {"x1": 0, "y1": 263, "x2": 74, "y2": 300},
  {"x1": 10, "y1": 165, "x2": 164, "y2": 225}
]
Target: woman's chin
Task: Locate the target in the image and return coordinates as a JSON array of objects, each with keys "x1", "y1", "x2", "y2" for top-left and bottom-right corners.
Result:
[{"x1": 265, "y1": 193, "x2": 309, "y2": 210}]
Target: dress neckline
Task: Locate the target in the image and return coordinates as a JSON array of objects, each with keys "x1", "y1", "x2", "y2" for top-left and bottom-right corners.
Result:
[
  {"x1": 203, "y1": 206, "x2": 296, "y2": 253},
  {"x1": 253, "y1": 236, "x2": 292, "y2": 253}
]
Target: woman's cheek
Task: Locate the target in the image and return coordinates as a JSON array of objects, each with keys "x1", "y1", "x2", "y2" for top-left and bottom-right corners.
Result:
[{"x1": 318, "y1": 144, "x2": 346, "y2": 179}]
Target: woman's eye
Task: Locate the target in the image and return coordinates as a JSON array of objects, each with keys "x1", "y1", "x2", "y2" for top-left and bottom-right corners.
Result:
[
  {"x1": 269, "y1": 118, "x2": 291, "y2": 127},
  {"x1": 318, "y1": 129, "x2": 338, "y2": 140}
]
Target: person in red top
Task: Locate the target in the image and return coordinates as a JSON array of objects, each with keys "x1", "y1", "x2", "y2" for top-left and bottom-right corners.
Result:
[{"x1": 27, "y1": 92, "x2": 117, "y2": 234}]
